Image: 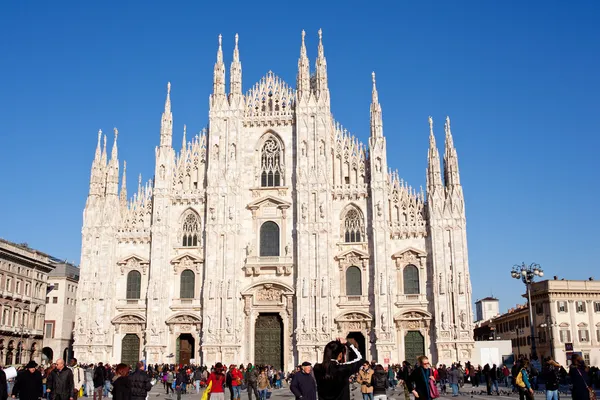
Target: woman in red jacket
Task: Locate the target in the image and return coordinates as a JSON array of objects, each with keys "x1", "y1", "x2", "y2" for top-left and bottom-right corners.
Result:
[{"x1": 207, "y1": 363, "x2": 226, "y2": 400}]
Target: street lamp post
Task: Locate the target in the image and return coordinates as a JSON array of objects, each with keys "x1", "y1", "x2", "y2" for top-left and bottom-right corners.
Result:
[
  {"x1": 540, "y1": 315, "x2": 557, "y2": 360},
  {"x1": 511, "y1": 262, "x2": 544, "y2": 361}
]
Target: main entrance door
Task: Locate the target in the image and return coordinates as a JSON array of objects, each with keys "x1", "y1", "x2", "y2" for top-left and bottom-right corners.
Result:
[
  {"x1": 404, "y1": 331, "x2": 425, "y2": 364},
  {"x1": 177, "y1": 334, "x2": 195, "y2": 365},
  {"x1": 121, "y1": 334, "x2": 140, "y2": 367},
  {"x1": 254, "y1": 313, "x2": 283, "y2": 369}
]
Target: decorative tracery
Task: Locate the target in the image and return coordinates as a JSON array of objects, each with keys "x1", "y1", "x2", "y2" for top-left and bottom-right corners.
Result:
[
  {"x1": 260, "y1": 137, "x2": 283, "y2": 187},
  {"x1": 182, "y1": 212, "x2": 200, "y2": 247},
  {"x1": 342, "y1": 207, "x2": 365, "y2": 243}
]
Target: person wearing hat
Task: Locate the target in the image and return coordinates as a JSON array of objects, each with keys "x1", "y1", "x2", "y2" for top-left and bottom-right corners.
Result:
[
  {"x1": 11, "y1": 361, "x2": 43, "y2": 400},
  {"x1": 290, "y1": 362, "x2": 316, "y2": 400}
]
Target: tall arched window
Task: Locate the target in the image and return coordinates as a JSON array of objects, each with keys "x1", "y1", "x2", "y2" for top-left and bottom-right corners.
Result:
[
  {"x1": 260, "y1": 221, "x2": 280, "y2": 257},
  {"x1": 182, "y1": 212, "x2": 200, "y2": 247},
  {"x1": 403, "y1": 265, "x2": 420, "y2": 294},
  {"x1": 260, "y1": 137, "x2": 283, "y2": 187},
  {"x1": 126, "y1": 270, "x2": 141, "y2": 299},
  {"x1": 346, "y1": 266, "x2": 362, "y2": 296},
  {"x1": 343, "y1": 207, "x2": 365, "y2": 243},
  {"x1": 180, "y1": 270, "x2": 195, "y2": 299}
]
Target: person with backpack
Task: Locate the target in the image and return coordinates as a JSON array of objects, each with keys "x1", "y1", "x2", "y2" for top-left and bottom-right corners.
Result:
[
  {"x1": 543, "y1": 360, "x2": 566, "y2": 400},
  {"x1": 371, "y1": 365, "x2": 389, "y2": 400},
  {"x1": 514, "y1": 359, "x2": 533, "y2": 400}
]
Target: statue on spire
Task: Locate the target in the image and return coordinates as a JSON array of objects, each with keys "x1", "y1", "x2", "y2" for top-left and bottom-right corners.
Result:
[
  {"x1": 213, "y1": 34, "x2": 226, "y2": 99},
  {"x1": 297, "y1": 29, "x2": 310, "y2": 97},
  {"x1": 230, "y1": 33, "x2": 242, "y2": 99},
  {"x1": 160, "y1": 82, "x2": 173, "y2": 148}
]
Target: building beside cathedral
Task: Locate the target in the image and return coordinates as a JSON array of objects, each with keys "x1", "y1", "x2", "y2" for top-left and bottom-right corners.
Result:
[{"x1": 73, "y1": 31, "x2": 474, "y2": 369}]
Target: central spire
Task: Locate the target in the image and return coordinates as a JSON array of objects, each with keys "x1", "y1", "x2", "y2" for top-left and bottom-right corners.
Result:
[
  {"x1": 213, "y1": 34, "x2": 226, "y2": 97},
  {"x1": 160, "y1": 82, "x2": 173, "y2": 147},
  {"x1": 370, "y1": 72, "x2": 383, "y2": 138}
]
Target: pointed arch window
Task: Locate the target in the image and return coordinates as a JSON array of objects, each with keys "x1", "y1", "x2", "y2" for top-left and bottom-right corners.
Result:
[
  {"x1": 182, "y1": 212, "x2": 200, "y2": 247},
  {"x1": 260, "y1": 137, "x2": 283, "y2": 187},
  {"x1": 260, "y1": 221, "x2": 280, "y2": 257},
  {"x1": 343, "y1": 208, "x2": 365, "y2": 243},
  {"x1": 126, "y1": 270, "x2": 141, "y2": 299},
  {"x1": 403, "y1": 265, "x2": 420, "y2": 295},
  {"x1": 180, "y1": 270, "x2": 195, "y2": 299},
  {"x1": 346, "y1": 266, "x2": 362, "y2": 296}
]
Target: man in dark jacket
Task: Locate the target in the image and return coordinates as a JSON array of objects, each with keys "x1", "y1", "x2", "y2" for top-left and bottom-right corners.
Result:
[
  {"x1": 289, "y1": 362, "x2": 316, "y2": 400},
  {"x1": 93, "y1": 363, "x2": 106, "y2": 400},
  {"x1": 47, "y1": 359, "x2": 75, "y2": 400},
  {"x1": 0, "y1": 366, "x2": 7, "y2": 400},
  {"x1": 11, "y1": 361, "x2": 43, "y2": 400},
  {"x1": 245, "y1": 364, "x2": 259, "y2": 400},
  {"x1": 129, "y1": 362, "x2": 152, "y2": 400}
]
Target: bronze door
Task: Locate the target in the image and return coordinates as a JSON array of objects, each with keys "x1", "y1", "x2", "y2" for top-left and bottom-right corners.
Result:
[
  {"x1": 121, "y1": 334, "x2": 140, "y2": 367},
  {"x1": 404, "y1": 331, "x2": 425, "y2": 364},
  {"x1": 178, "y1": 334, "x2": 193, "y2": 365},
  {"x1": 254, "y1": 314, "x2": 283, "y2": 369}
]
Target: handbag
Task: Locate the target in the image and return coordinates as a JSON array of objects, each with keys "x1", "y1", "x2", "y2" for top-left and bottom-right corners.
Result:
[
  {"x1": 422, "y1": 369, "x2": 439, "y2": 399},
  {"x1": 200, "y1": 381, "x2": 212, "y2": 400},
  {"x1": 577, "y1": 369, "x2": 597, "y2": 400}
]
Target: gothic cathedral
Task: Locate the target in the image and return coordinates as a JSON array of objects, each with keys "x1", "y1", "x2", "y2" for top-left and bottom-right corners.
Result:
[{"x1": 73, "y1": 31, "x2": 474, "y2": 369}]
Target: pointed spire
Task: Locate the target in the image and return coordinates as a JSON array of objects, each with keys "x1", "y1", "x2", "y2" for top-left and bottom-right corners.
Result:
[
  {"x1": 101, "y1": 134, "x2": 107, "y2": 166},
  {"x1": 444, "y1": 116, "x2": 461, "y2": 187},
  {"x1": 427, "y1": 116, "x2": 443, "y2": 190},
  {"x1": 138, "y1": 173, "x2": 142, "y2": 198},
  {"x1": 213, "y1": 34, "x2": 226, "y2": 97},
  {"x1": 315, "y1": 28, "x2": 329, "y2": 98},
  {"x1": 160, "y1": 82, "x2": 173, "y2": 147},
  {"x1": 297, "y1": 30, "x2": 310, "y2": 97},
  {"x1": 120, "y1": 160, "x2": 127, "y2": 211},
  {"x1": 181, "y1": 124, "x2": 187, "y2": 153},
  {"x1": 230, "y1": 33, "x2": 243, "y2": 97},
  {"x1": 370, "y1": 72, "x2": 383, "y2": 138},
  {"x1": 94, "y1": 129, "x2": 102, "y2": 161},
  {"x1": 111, "y1": 127, "x2": 119, "y2": 161}
]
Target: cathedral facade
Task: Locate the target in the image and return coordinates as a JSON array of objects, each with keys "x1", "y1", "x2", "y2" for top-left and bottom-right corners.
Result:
[{"x1": 73, "y1": 31, "x2": 474, "y2": 369}]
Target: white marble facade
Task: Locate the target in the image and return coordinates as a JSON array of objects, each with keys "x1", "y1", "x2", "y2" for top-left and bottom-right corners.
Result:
[{"x1": 73, "y1": 31, "x2": 474, "y2": 369}]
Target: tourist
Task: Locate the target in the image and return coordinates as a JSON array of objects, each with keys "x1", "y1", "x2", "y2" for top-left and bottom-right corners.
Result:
[
  {"x1": 166, "y1": 369, "x2": 174, "y2": 396},
  {"x1": 0, "y1": 364, "x2": 7, "y2": 400},
  {"x1": 357, "y1": 362, "x2": 374, "y2": 400},
  {"x1": 111, "y1": 364, "x2": 131, "y2": 400},
  {"x1": 11, "y1": 361, "x2": 43, "y2": 400},
  {"x1": 397, "y1": 362, "x2": 411, "y2": 400},
  {"x1": 246, "y1": 364, "x2": 260, "y2": 400},
  {"x1": 289, "y1": 362, "x2": 316, "y2": 400},
  {"x1": 229, "y1": 365, "x2": 243, "y2": 400},
  {"x1": 193, "y1": 367, "x2": 203, "y2": 394},
  {"x1": 313, "y1": 337, "x2": 363, "y2": 400},
  {"x1": 544, "y1": 359, "x2": 566, "y2": 400},
  {"x1": 515, "y1": 359, "x2": 533, "y2": 400},
  {"x1": 175, "y1": 367, "x2": 187, "y2": 400},
  {"x1": 93, "y1": 363, "x2": 106, "y2": 400},
  {"x1": 408, "y1": 356, "x2": 435, "y2": 400},
  {"x1": 447, "y1": 364, "x2": 460, "y2": 397},
  {"x1": 490, "y1": 364, "x2": 499, "y2": 395},
  {"x1": 257, "y1": 368, "x2": 270, "y2": 400},
  {"x1": 129, "y1": 362, "x2": 152, "y2": 400},
  {"x1": 207, "y1": 363, "x2": 226, "y2": 400},
  {"x1": 371, "y1": 364, "x2": 388, "y2": 400},
  {"x1": 70, "y1": 359, "x2": 84, "y2": 400},
  {"x1": 569, "y1": 354, "x2": 591, "y2": 400},
  {"x1": 47, "y1": 359, "x2": 75, "y2": 400}
]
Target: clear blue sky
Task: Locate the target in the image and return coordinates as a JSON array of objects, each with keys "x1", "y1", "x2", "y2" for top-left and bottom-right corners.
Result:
[{"x1": 1, "y1": 1, "x2": 599, "y2": 312}]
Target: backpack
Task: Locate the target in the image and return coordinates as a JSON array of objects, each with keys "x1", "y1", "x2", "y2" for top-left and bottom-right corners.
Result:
[
  {"x1": 515, "y1": 369, "x2": 526, "y2": 388},
  {"x1": 373, "y1": 372, "x2": 387, "y2": 389}
]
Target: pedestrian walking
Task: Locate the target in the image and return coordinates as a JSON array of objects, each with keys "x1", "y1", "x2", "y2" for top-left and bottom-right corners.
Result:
[
  {"x1": 47, "y1": 359, "x2": 75, "y2": 400},
  {"x1": 11, "y1": 361, "x2": 44, "y2": 400},
  {"x1": 129, "y1": 362, "x2": 152, "y2": 400},
  {"x1": 289, "y1": 362, "x2": 316, "y2": 400}
]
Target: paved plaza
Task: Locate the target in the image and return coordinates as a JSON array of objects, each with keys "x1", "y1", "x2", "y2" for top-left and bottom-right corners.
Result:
[{"x1": 146, "y1": 381, "x2": 569, "y2": 400}]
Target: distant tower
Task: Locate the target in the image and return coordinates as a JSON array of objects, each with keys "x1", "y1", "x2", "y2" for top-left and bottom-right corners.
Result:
[{"x1": 475, "y1": 297, "x2": 500, "y2": 322}]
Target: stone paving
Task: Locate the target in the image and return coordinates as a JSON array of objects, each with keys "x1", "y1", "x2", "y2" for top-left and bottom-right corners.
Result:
[{"x1": 146, "y1": 381, "x2": 565, "y2": 400}]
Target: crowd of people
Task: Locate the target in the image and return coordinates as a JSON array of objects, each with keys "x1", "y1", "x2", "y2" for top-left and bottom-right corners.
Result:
[{"x1": 0, "y1": 346, "x2": 598, "y2": 400}]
